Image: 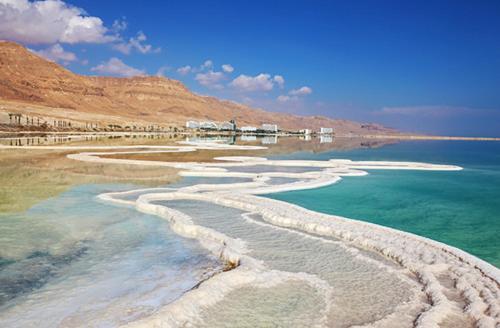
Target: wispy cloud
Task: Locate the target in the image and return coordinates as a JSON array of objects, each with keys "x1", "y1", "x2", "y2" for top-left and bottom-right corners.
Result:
[
  {"x1": 113, "y1": 31, "x2": 160, "y2": 55},
  {"x1": 277, "y1": 86, "x2": 313, "y2": 102},
  {"x1": 156, "y1": 66, "x2": 171, "y2": 77},
  {"x1": 373, "y1": 105, "x2": 491, "y2": 118},
  {"x1": 222, "y1": 64, "x2": 234, "y2": 73},
  {"x1": 91, "y1": 57, "x2": 145, "y2": 77},
  {"x1": 111, "y1": 19, "x2": 127, "y2": 33},
  {"x1": 33, "y1": 43, "x2": 77, "y2": 65},
  {"x1": 176, "y1": 65, "x2": 192, "y2": 75},
  {"x1": 273, "y1": 75, "x2": 285, "y2": 89},
  {"x1": 200, "y1": 59, "x2": 213, "y2": 70},
  {"x1": 370, "y1": 105, "x2": 500, "y2": 136},
  {"x1": 289, "y1": 86, "x2": 312, "y2": 96},
  {"x1": 230, "y1": 73, "x2": 283, "y2": 92},
  {"x1": 195, "y1": 70, "x2": 225, "y2": 89}
]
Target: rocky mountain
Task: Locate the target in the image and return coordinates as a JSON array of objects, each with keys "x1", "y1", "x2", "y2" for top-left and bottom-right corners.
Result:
[{"x1": 0, "y1": 40, "x2": 396, "y2": 134}]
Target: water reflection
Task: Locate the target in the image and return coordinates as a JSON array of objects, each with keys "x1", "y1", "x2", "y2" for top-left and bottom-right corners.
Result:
[
  {"x1": 0, "y1": 133, "x2": 182, "y2": 147},
  {"x1": 0, "y1": 132, "x2": 398, "y2": 151}
]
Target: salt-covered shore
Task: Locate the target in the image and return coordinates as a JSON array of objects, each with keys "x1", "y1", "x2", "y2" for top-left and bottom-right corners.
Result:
[{"x1": 1, "y1": 142, "x2": 498, "y2": 327}]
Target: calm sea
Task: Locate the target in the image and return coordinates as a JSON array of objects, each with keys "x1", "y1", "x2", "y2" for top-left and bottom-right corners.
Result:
[{"x1": 268, "y1": 140, "x2": 500, "y2": 267}]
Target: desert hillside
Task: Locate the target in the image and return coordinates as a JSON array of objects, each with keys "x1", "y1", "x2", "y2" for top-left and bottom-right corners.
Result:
[{"x1": 0, "y1": 41, "x2": 395, "y2": 134}]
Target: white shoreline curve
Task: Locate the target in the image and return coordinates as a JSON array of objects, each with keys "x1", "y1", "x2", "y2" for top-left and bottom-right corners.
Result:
[{"x1": 1, "y1": 142, "x2": 498, "y2": 327}]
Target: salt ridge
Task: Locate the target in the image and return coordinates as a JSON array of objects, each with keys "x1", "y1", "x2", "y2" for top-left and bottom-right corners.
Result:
[{"x1": 1, "y1": 142, "x2": 498, "y2": 327}]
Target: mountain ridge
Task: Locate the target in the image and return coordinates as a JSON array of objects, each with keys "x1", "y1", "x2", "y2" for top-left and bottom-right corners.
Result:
[{"x1": 0, "y1": 40, "x2": 395, "y2": 134}]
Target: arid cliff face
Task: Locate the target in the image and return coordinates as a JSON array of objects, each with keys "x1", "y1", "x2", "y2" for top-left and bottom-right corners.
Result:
[{"x1": 0, "y1": 40, "x2": 395, "y2": 134}]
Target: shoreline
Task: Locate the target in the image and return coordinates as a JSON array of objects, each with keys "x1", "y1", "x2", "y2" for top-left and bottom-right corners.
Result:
[
  {"x1": 73, "y1": 144, "x2": 500, "y2": 326},
  {"x1": 0, "y1": 130, "x2": 499, "y2": 141}
]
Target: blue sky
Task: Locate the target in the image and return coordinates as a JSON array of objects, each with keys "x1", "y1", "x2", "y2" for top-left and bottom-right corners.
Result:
[{"x1": 1, "y1": 0, "x2": 500, "y2": 136}]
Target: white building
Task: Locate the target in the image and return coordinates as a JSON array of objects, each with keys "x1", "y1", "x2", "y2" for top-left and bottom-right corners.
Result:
[
  {"x1": 240, "y1": 126, "x2": 257, "y2": 132},
  {"x1": 262, "y1": 124, "x2": 278, "y2": 133},
  {"x1": 186, "y1": 121, "x2": 200, "y2": 129},
  {"x1": 199, "y1": 121, "x2": 218, "y2": 130},
  {"x1": 219, "y1": 121, "x2": 235, "y2": 131},
  {"x1": 299, "y1": 129, "x2": 312, "y2": 135},
  {"x1": 320, "y1": 127, "x2": 334, "y2": 134}
]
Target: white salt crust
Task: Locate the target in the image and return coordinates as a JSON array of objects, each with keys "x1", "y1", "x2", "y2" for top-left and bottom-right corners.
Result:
[{"x1": 2, "y1": 142, "x2": 498, "y2": 327}]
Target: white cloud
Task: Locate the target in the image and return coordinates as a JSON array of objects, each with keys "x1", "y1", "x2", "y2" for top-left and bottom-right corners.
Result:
[
  {"x1": 91, "y1": 57, "x2": 145, "y2": 77},
  {"x1": 373, "y1": 105, "x2": 498, "y2": 118},
  {"x1": 277, "y1": 95, "x2": 291, "y2": 102},
  {"x1": 34, "y1": 43, "x2": 76, "y2": 64},
  {"x1": 230, "y1": 73, "x2": 276, "y2": 92},
  {"x1": 222, "y1": 64, "x2": 234, "y2": 73},
  {"x1": 289, "y1": 86, "x2": 312, "y2": 96},
  {"x1": 112, "y1": 18, "x2": 127, "y2": 32},
  {"x1": 0, "y1": 0, "x2": 116, "y2": 44},
  {"x1": 200, "y1": 59, "x2": 213, "y2": 70},
  {"x1": 273, "y1": 75, "x2": 285, "y2": 88},
  {"x1": 113, "y1": 31, "x2": 160, "y2": 55},
  {"x1": 177, "y1": 65, "x2": 192, "y2": 75},
  {"x1": 276, "y1": 86, "x2": 312, "y2": 103},
  {"x1": 195, "y1": 70, "x2": 225, "y2": 89},
  {"x1": 376, "y1": 106, "x2": 453, "y2": 117},
  {"x1": 156, "y1": 66, "x2": 171, "y2": 77}
]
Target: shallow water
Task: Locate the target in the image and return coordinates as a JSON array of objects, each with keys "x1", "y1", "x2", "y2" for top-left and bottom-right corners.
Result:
[
  {"x1": 158, "y1": 199, "x2": 418, "y2": 327},
  {"x1": 0, "y1": 138, "x2": 498, "y2": 327},
  {"x1": 197, "y1": 281, "x2": 325, "y2": 328},
  {"x1": 0, "y1": 184, "x2": 220, "y2": 327},
  {"x1": 268, "y1": 141, "x2": 500, "y2": 267},
  {"x1": 225, "y1": 165, "x2": 322, "y2": 173}
]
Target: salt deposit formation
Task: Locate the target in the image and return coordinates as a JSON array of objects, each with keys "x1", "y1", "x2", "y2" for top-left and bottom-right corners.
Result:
[{"x1": 3, "y1": 141, "x2": 499, "y2": 327}]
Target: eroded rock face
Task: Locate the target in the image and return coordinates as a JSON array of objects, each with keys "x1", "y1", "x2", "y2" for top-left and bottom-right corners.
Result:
[{"x1": 0, "y1": 41, "x2": 396, "y2": 134}]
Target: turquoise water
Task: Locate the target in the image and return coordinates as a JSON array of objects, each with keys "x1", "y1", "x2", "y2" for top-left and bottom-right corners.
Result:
[
  {"x1": 0, "y1": 184, "x2": 219, "y2": 327},
  {"x1": 268, "y1": 141, "x2": 500, "y2": 267}
]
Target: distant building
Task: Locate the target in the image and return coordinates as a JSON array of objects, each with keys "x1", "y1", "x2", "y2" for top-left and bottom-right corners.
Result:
[
  {"x1": 230, "y1": 119, "x2": 237, "y2": 130},
  {"x1": 299, "y1": 129, "x2": 312, "y2": 135},
  {"x1": 199, "y1": 121, "x2": 218, "y2": 130},
  {"x1": 186, "y1": 121, "x2": 200, "y2": 129},
  {"x1": 241, "y1": 126, "x2": 257, "y2": 132},
  {"x1": 320, "y1": 127, "x2": 334, "y2": 134},
  {"x1": 262, "y1": 124, "x2": 278, "y2": 133},
  {"x1": 219, "y1": 121, "x2": 236, "y2": 131}
]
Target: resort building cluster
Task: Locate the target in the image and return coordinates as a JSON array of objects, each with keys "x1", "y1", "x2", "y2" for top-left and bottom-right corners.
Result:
[
  {"x1": 0, "y1": 110, "x2": 334, "y2": 138},
  {"x1": 185, "y1": 120, "x2": 333, "y2": 136}
]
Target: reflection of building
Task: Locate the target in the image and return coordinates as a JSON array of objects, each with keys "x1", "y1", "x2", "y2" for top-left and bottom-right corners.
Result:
[
  {"x1": 241, "y1": 126, "x2": 257, "y2": 132},
  {"x1": 186, "y1": 136, "x2": 234, "y2": 144},
  {"x1": 261, "y1": 124, "x2": 278, "y2": 133},
  {"x1": 300, "y1": 134, "x2": 312, "y2": 141},
  {"x1": 320, "y1": 135, "x2": 333, "y2": 143},
  {"x1": 240, "y1": 135, "x2": 257, "y2": 141},
  {"x1": 261, "y1": 136, "x2": 278, "y2": 144},
  {"x1": 320, "y1": 127, "x2": 334, "y2": 134}
]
